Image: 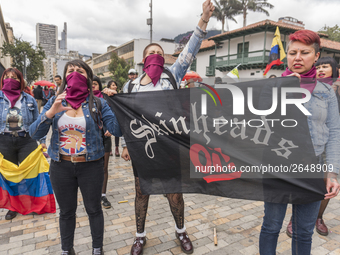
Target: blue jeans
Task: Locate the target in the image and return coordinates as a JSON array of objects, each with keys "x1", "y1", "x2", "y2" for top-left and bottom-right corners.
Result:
[
  {"x1": 260, "y1": 200, "x2": 321, "y2": 255},
  {"x1": 50, "y1": 158, "x2": 104, "y2": 250}
]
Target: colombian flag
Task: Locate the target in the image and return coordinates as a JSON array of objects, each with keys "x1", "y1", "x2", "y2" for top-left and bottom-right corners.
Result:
[
  {"x1": 264, "y1": 27, "x2": 286, "y2": 75},
  {"x1": 0, "y1": 145, "x2": 56, "y2": 215}
]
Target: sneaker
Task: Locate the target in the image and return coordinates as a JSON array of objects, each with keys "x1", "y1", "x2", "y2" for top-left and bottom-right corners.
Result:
[
  {"x1": 92, "y1": 247, "x2": 104, "y2": 255},
  {"x1": 101, "y1": 196, "x2": 111, "y2": 209},
  {"x1": 61, "y1": 248, "x2": 75, "y2": 255}
]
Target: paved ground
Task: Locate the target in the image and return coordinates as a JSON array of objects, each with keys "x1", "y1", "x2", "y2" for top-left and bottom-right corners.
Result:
[{"x1": 2, "y1": 145, "x2": 340, "y2": 254}]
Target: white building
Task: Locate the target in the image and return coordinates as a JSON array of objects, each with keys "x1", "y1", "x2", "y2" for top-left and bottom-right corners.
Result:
[
  {"x1": 86, "y1": 39, "x2": 177, "y2": 84},
  {"x1": 36, "y1": 23, "x2": 58, "y2": 58},
  {"x1": 178, "y1": 17, "x2": 340, "y2": 82}
]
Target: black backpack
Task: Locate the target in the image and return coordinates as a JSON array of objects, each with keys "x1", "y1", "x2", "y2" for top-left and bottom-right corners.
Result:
[{"x1": 128, "y1": 68, "x2": 177, "y2": 93}]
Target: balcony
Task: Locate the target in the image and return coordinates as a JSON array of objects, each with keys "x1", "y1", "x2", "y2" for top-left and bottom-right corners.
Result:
[
  {"x1": 214, "y1": 50, "x2": 287, "y2": 72},
  {"x1": 206, "y1": 66, "x2": 215, "y2": 76}
]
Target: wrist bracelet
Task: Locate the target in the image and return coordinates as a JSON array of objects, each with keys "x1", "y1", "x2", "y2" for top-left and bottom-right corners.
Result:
[{"x1": 201, "y1": 17, "x2": 209, "y2": 23}]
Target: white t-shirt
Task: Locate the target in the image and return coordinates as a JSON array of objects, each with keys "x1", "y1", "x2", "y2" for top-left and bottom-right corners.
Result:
[
  {"x1": 138, "y1": 82, "x2": 163, "y2": 92},
  {"x1": 58, "y1": 113, "x2": 87, "y2": 155},
  {"x1": 5, "y1": 95, "x2": 25, "y2": 132}
]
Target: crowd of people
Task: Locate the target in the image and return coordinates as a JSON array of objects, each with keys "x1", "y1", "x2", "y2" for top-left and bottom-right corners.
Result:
[{"x1": 1, "y1": 1, "x2": 340, "y2": 254}]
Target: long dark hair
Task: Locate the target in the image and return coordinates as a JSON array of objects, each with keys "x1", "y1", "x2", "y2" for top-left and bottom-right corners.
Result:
[
  {"x1": 93, "y1": 75, "x2": 103, "y2": 91},
  {"x1": 107, "y1": 80, "x2": 118, "y2": 90},
  {"x1": 315, "y1": 57, "x2": 339, "y2": 82}
]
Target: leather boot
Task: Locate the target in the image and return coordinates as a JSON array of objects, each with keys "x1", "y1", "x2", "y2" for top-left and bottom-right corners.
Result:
[
  {"x1": 316, "y1": 218, "x2": 328, "y2": 236},
  {"x1": 130, "y1": 236, "x2": 146, "y2": 255},
  {"x1": 176, "y1": 231, "x2": 193, "y2": 254}
]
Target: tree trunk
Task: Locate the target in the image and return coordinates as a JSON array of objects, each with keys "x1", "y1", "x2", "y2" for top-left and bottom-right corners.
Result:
[
  {"x1": 226, "y1": 17, "x2": 229, "y2": 32},
  {"x1": 243, "y1": 7, "x2": 247, "y2": 27},
  {"x1": 221, "y1": 16, "x2": 225, "y2": 34}
]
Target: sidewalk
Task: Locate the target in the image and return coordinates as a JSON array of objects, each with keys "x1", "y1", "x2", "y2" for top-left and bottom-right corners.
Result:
[{"x1": 1, "y1": 149, "x2": 340, "y2": 255}]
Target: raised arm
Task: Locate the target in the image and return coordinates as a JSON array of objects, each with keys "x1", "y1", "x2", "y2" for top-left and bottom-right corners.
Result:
[{"x1": 169, "y1": 0, "x2": 214, "y2": 86}]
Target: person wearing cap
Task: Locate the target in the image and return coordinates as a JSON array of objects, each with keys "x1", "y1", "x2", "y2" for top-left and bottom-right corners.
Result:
[{"x1": 123, "y1": 69, "x2": 138, "y2": 90}]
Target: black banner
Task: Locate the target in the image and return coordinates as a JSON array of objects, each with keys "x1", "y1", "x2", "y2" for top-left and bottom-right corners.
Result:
[{"x1": 106, "y1": 77, "x2": 326, "y2": 204}]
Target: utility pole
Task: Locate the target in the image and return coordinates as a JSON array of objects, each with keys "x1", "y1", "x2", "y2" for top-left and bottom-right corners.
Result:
[
  {"x1": 147, "y1": 0, "x2": 153, "y2": 43},
  {"x1": 23, "y1": 52, "x2": 27, "y2": 80}
]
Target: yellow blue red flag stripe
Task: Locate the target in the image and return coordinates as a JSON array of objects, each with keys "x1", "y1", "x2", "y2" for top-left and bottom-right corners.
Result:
[{"x1": 0, "y1": 145, "x2": 56, "y2": 215}]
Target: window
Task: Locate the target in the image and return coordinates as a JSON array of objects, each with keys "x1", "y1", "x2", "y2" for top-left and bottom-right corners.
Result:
[
  {"x1": 209, "y1": 55, "x2": 215, "y2": 67},
  {"x1": 237, "y1": 42, "x2": 249, "y2": 58}
]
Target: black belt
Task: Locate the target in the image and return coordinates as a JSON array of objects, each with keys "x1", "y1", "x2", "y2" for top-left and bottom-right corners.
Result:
[{"x1": 2, "y1": 131, "x2": 29, "y2": 137}]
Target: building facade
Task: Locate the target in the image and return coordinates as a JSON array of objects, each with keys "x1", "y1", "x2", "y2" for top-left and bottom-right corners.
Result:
[
  {"x1": 183, "y1": 17, "x2": 340, "y2": 82},
  {"x1": 59, "y1": 22, "x2": 67, "y2": 55},
  {"x1": 86, "y1": 39, "x2": 177, "y2": 84},
  {"x1": 0, "y1": 5, "x2": 12, "y2": 77},
  {"x1": 36, "y1": 23, "x2": 58, "y2": 57}
]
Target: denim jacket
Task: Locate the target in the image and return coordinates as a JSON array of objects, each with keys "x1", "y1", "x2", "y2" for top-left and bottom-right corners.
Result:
[
  {"x1": 0, "y1": 91, "x2": 45, "y2": 143},
  {"x1": 121, "y1": 25, "x2": 207, "y2": 147},
  {"x1": 304, "y1": 81, "x2": 340, "y2": 174},
  {"x1": 0, "y1": 91, "x2": 38, "y2": 132},
  {"x1": 29, "y1": 95, "x2": 122, "y2": 162},
  {"x1": 123, "y1": 26, "x2": 207, "y2": 93}
]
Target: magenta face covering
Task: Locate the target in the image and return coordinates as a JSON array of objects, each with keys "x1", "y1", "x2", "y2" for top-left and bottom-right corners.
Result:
[
  {"x1": 143, "y1": 54, "x2": 165, "y2": 86},
  {"x1": 2, "y1": 78, "x2": 21, "y2": 108},
  {"x1": 65, "y1": 72, "x2": 89, "y2": 109},
  {"x1": 318, "y1": 77, "x2": 334, "y2": 86},
  {"x1": 282, "y1": 66, "x2": 317, "y2": 95},
  {"x1": 93, "y1": 89, "x2": 103, "y2": 98}
]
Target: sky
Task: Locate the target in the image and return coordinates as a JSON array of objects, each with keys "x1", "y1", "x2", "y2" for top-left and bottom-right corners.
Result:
[{"x1": 1, "y1": 0, "x2": 339, "y2": 56}]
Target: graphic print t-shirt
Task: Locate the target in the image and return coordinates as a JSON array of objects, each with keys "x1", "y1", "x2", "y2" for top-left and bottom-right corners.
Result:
[
  {"x1": 58, "y1": 114, "x2": 87, "y2": 155},
  {"x1": 5, "y1": 95, "x2": 24, "y2": 132}
]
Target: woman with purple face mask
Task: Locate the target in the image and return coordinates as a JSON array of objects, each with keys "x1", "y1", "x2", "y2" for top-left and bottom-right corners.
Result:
[
  {"x1": 104, "y1": 1, "x2": 214, "y2": 255},
  {"x1": 0, "y1": 68, "x2": 45, "y2": 221},
  {"x1": 29, "y1": 60, "x2": 122, "y2": 255}
]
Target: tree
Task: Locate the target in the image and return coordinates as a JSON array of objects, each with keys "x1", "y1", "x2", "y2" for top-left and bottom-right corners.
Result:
[
  {"x1": 176, "y1": 33, "x2": 192, "y2": 52},
  {"x1": 212, "y1": 0, "x2": 241, "y2": 33},
  {"x1": 318, "y1": 25, "x2": 340, "y2": 42},
  {"x1": 0, "y1": 37, "x2": 45, "y2": 85},
  {"x1": 108, "y1": 52, "x2": 132, "y2": 91},
  {"x1": 238, "y1": 0, "x2": 274, "y2": 27}
]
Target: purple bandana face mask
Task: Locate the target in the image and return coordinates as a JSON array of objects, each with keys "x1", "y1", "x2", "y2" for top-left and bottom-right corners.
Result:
[
  {"x1": 2, "y1": 78, "x2": 21, "y2": 108},
  {"x1": 93, "y1": 89, "x2": 103, "y2": 98},
  {"x1": 282, "y1": 66, "x2": 317, "y2": 97},
  {"x1": 65, "y1": 71, "x2": 89, "y2": 109},
  {"x1": 143, "y1": 54, "x2": 165, "y2": 86}
]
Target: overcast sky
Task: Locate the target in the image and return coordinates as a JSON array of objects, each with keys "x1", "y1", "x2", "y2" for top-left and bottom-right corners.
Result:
[{"x1": 1, "y1": 0, "x2": 339, "y2": 56}]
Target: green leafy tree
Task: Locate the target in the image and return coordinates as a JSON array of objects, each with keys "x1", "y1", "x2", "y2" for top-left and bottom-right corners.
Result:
[
  {"x1": 0, "y1": 37, "x2": 45, "y2": 85},
  {"x1": 212, "y1": 0, "x2": 242, "y2": 33},
  {"x1": 238, "y1": 0, "x2": 274, "y2": 27},
  {"x1": 318, "y1": 25, "x2": 340, "y2": 42},
  {"x1": 108, "y1": 52, "x2": 132, "y2": 91}
]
